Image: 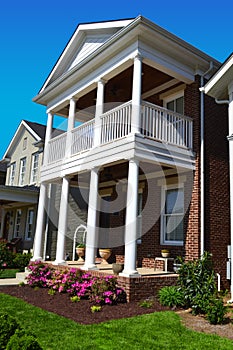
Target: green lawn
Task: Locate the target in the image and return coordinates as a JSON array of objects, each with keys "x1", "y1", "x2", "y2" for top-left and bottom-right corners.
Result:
[
  {"x1": 0, "y1": 269, "x2": 20, "y2": 278},
  {"x1": 0, "y1": 293, "x2": 232, "y2": 350}
]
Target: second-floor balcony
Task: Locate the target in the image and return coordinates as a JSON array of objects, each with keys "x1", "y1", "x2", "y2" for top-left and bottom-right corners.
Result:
[{"x1": 46, "y1": 100, "x2": 193, "y2": 165}]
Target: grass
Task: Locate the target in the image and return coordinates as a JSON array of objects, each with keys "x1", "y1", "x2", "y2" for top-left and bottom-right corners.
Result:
[
  {"x1": 0, "y1": 293, "x2": 232, "y2": 349},
  {"x1": 0, "y1": 269, "x2": 20, "y2": 278}
]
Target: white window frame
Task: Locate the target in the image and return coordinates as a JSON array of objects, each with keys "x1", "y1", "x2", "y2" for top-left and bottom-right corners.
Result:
[
  {"x1": 9, "y1": 162, "x2": 16, "y2": 186},
  {"x1": 160, "y1": 183, "x2": 184, "y2": 246},
  {"x1": 30, "y1": 152, "x2": 39, "y2": 184},
  {"x1": 19, "y1": 157, "x2": 27, "y2": 186},
  {"x1": 25, "y1": 208, "x2": 34, "y2": 240},
  {"x1": 14, "y1": 209, "x2": 22, "y2": 238}
]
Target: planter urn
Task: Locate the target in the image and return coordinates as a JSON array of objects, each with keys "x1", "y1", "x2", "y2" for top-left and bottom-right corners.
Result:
[{"x1": 99, "y1": 248, "x2": 112, "y2": 264}]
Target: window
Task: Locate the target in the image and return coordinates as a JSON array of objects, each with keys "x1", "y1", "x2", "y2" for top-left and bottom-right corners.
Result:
[
  {"x1": 19, "y1": 157, "x2": 26, "y2": 185},
  {"x1": 9, "y1": 162, "x2": 16, "y2": 185},
  {"x1": 163, "y1": 92, "x2": 184, "y2": 115},
  {"x1": 161, "y1": 185, "x2": 184, "y2": 245},
  {"x1": 30, "y1": 153, "x2": 39, "y2": 183},
  {"x1": 25, "y1": 209, "x2": 34, "y2": 240},
  {"x1": 14, "y1": 209, "x2": 22, "y2": 237},
  {"x1": 23, "y1": 137, "x2": 27, "y2": 150}
]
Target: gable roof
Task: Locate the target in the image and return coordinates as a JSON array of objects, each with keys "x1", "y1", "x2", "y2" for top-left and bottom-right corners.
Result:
[
  {"x1": 39, "y1": 18, "x2": 134, "y2": 94},
  {"x1": 33, "y1": 15, "x2": 221, "y2": 107},
  {"x1": 24, "y1": 120, "x2": 47, "y2": 140},
  {"x1": 2, "y1": 120, "x2": 46, "y2": 160},
  {"x1": 202, "y1": 52, "x2": 233, "y2": 100}
]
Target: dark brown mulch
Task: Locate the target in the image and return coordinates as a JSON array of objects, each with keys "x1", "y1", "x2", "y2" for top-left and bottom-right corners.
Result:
[{"x1": 0, "y1": 285, "x2": 169, "y2": 325}]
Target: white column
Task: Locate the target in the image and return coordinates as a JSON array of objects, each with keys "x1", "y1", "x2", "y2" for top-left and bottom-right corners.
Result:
[
  {"x1": 228, "y1": 84, "x2": 233, "y2": 301},
  {"x1": 82, "y1": 167, "x2": 99, "y2": 270},
  {"x1": 43, "y1": 112, "x2": 54, "y2": 165},
  {"x1": 53, "y1": 177, "x2": 70, "y2": 265},
  {"x1": 94, "y1": 79, "x2": 105, "y2": 147},
  {"x1": 120, "y1": 159, "x2": 140, "y2": 277},
  {"x1": 32, "y1": 182, "x2": 47, "y2": 261},
  {"x1": 66, "y1": 98, "x2": 76, "y2": 157},
  {"x1": 131, "y1": 53, "x2": 142, "y2": 134}
]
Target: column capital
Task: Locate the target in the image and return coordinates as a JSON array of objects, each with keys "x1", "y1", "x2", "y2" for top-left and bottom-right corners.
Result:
[
  {"x1": 128, "y1": 158, "x2": 139, "y2": 166},
  {"x1": 69, "y1": 96, "x2": 79, "y2": 103},
  {"x1": 133, "y1": 52, "x2": 143, "y2": 62},
  {"x1": 90, "y1": 166, "x2": 101, "y2": 174},
  {"x1": 96, "y1": 78, "x2": 107, "y2": 86}
]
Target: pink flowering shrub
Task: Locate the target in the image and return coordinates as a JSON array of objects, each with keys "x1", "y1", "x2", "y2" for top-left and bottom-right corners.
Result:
[
  {"x1": 26, "y1": 261, "x2": 54, "y2": 288},
  {"x1": 89, "y1": 275, "x2": 127, "y2": 305},
  {"x1": 26, "y1": 261, "x2": 127, "y2": 305}
]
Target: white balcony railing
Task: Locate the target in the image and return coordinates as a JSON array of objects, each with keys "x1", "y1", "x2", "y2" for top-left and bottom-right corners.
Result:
[
  {"x1": 71, "y1": 119, "x2": 94, "y2": 155},
  {"x1": 48, "y1": 132, "x2": 67, "y2": 163},
  {"x1": 141, "y1": 101, "x2": 193, "y2": 149},
  {"x1": 100, "y1": 101, "x2": 132, "y2": 144},
  {"x1": 46, "y1": 101, "x2": 193, "y2": 164}
]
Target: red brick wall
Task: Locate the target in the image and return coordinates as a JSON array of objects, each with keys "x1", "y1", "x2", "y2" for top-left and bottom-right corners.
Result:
[{"x1": 204, "y1": 90, "x2": 230, "y2": 289}]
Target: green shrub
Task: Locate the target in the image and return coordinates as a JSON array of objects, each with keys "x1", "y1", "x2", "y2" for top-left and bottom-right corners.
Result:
[
  {"x1": 138, "y1": 299, "x2": 154, "y2": 308},
  {"x1": 0, "y1": 313, "x2": 20, "y2": 349},
  {"x1": 205, "y1": 298, "x2": 228, "y2": 325},
  {"x1": 13, "y1": 253, "x2": 32, "y2": 271},
  {"x1": 90, "y1": 305, "x2": 101, "y2": 313},
  {"x1": 158, "y1": 286, "x2": 185, "y2": 307},
  {"x1": 177, "y1": 251, "x2": 217, "y2": 314},
  {"x1": 6, "y1": 329, "x2": 42, "y2": 350},
  {"x1": 0, "y1": 239, "x2": 14, "y2": 269}
]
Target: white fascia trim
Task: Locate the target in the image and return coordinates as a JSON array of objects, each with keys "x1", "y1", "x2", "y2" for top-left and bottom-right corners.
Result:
[
  {"x1": 203, "y1": 55, "x2": 233, "y2": 95},
  {"x1": 78, "y1": 19, "x2": 134, "y2": 31}
]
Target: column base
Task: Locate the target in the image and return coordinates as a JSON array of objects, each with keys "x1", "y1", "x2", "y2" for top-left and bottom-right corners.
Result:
[
  {"x1": 81, "y1": 264, "x2": 98, "y2": 271},
  {"x1": 52, "y1": 260, "x2": 68, "y2": 266},
  {"x1": 30, "y1": 256, "x2": 42, "y2": 262},
  {"x1": 119, "y1": 269, "x2": 141, "y2": 278}
]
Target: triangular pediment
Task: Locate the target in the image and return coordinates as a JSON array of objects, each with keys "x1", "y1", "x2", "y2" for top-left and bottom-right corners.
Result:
[
  {"x1": 39, "y1": 19, "x2": 134, "y2": 92},
  {"x1": 67, "y1": 33, "x2": 113, "y2": 71}
]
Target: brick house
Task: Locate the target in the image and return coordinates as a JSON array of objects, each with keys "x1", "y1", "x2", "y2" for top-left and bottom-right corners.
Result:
[
  {"x1": 202, "y1": 52, "x2": 233, "y2": 299},
  {"x1": 31, "y1": 16, "x2": 230, "y2": 292}
]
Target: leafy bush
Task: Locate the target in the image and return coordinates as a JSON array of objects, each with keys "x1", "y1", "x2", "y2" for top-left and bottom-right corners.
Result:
[
  {"x1": 26, "y1": 261, "x2": 54, "y2": 288},
  {"x1": 177, "y1": 251, "x2": 217, "y2": 314},
  {"x1": 158, "y1": 286, "x2": 185, "y2": 307},
  {"x1": 0, "y1": 239, "x2": 14, "y2": 269},
  {"x1": 89, "y1": 275, "x2": 127, "y2": 305},
  {"x1": 205, "y1": 298, "x2": 228, "y2": 325},
  {"x1": 0, "y1": 313, "x2": 20, "y2": 349},
  {"x1": 13, "y1": 253, "x2": 32, "y2": 271},
  {"x1": 26, "y1": 261, "x2": 127, "y2": 306},
  {"x1": 138, "y1": 299, "x2": 154, "y2": 308},
  {"x1": 6, "y1": 329, "x2": 42, "y2": 350},
  {"x1": 90, "y1": 305, "x2": 102, "y2": 313}
]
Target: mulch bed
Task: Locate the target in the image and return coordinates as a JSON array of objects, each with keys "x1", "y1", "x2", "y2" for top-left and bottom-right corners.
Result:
[
  {"x1": 1, "y1": 285, "x2": 233, "y2": 341},
  {"x1": 0, "y1": 285, "x2": 169, "y2": 325}
]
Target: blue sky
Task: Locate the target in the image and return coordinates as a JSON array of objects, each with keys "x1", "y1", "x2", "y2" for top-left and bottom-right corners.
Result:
[{"x1": 0, "y1": 0, "x2": 232, "y2": 159}]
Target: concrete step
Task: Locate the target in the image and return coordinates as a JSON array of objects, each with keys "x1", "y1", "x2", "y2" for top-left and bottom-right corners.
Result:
[{"x1": 16, "y1": 271, "x2": 29, "y2": 282}]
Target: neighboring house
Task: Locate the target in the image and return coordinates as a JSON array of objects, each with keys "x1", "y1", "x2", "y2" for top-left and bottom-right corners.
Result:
[
  {"x1": 32, "y1": 16, "x2": 230, "y2": 291},
  {"x1": 0, "y1": 120, "x2": 45, "y2": 251},
  {"x1": 202, "y1": 53, "x2": 233, "y2": 300},
  {"x1": 0, "y1": 163, "x2": 7, "y2": 233}
]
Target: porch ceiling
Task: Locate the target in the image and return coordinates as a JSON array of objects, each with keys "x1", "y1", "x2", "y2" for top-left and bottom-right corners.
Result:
[{"x1": 55, "y1": 63, "x2": 182, "y2": 119}]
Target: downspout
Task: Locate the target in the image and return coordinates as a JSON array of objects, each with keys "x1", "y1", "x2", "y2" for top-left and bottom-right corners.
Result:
[
  {"x1": 215, "y1": 98, "x2": 230, "y2": 300},
  {"x1": 200, "y1": 62, "x2": 214, "y2": 257}
]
